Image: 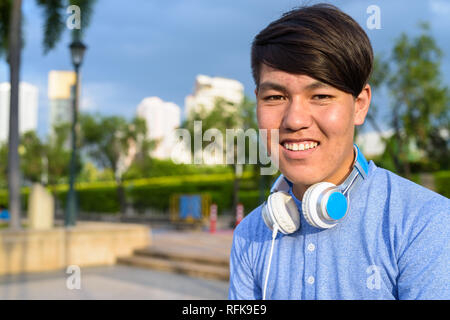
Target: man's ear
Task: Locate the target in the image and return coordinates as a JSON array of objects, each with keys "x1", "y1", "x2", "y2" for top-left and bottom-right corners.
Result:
[
  {"x1": 354, "y1": 83, "x2": 371, "y2": 126},
  {"x1": 254, "y1": 88, "x2": 258, "y2": 98}
]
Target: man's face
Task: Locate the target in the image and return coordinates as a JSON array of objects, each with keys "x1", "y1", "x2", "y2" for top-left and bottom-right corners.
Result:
[{"x1": 256, "y1": 64, "x2": 370, "y2": 196}]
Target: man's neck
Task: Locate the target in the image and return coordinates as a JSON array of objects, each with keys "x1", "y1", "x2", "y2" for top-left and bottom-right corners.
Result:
[{"x1": 292, "y1": 148, "x2": 356, "y2": 200}]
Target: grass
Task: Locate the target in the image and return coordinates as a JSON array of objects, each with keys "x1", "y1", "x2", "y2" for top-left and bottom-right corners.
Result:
[{"x1": 0, "y1": 221, "x2": 28, "y2": 230}]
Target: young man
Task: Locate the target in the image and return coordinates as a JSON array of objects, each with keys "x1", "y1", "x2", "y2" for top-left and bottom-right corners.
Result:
[{"x1": 228, "y1": 3, "x2": 449, "y2": 300}]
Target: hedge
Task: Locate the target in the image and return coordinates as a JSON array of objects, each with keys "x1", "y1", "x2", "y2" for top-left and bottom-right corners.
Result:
[
  {"x1": 0, "y1": 171, "x2": 268, "y2": 215},
  {"x1": 0, "y1": 187, "x2": 30, "y2": 211},
  {"x1": 3, "y1": 170, "x2": 447, "y2": 217},
  {"x1": 434, "y1": 170, "x2": 450, "y2": 198}
]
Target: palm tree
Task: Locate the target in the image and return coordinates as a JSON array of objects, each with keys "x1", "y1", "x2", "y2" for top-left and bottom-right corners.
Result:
[{"x1": 0, "y1": 0, "x2": 96, "y2": 229}]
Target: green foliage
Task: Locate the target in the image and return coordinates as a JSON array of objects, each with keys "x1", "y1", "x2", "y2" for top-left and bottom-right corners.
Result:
[
  {"x1": 0, "y1": 0, "x2": 11, "y2": 58},
  {"x1": 123, "y1": 158, "x2": 231, "y2": 180},
  {"x1": 79, "y1": 113, "x2": 153, "y2": 184},
  {"x1": 47, "y1": 171, "x2": 262, "y2": 215},
  {"x1": 20, "y1": 130, "x2": 45, "y2": 183},
  {"x1": 0, "y1": 190, "x2": 7, "y2": 208},
  {"x1": 47, "y1": 122, "x2": 72, "y2": 184},
  {"x1": 127, "y1": 171, "x2": 259, "y2": 214},
  {"x1": 35, "y1": 0, "x2": 98, "y2": 52},
  {"x1": 1, "y1": 0, "x2": 97, "y2": 229},
  {"x1": 129, "y1": 182, "x2": 228, "y2": 213},
  {"x1": 36, "y1": 0, "x2": 66, "y2": 53},
  {"x1": 77, "y1": 161, "x2": 114, "y2": 182},
  {"x1": 0, "y1": 127, "x2": 73, "y2": 186},
  {"x1": 54, "y1": 186, "x2": 120, "y2": 213},
  {"x1": 238, "y1": 190, "x2": 269, "y2": 215},
  {"x1": 384, "y1": 23, "x2": 450, "y2": 174},
  {"x1": 434, "y1": 171, "x2": 450, "y2": 198},
  {"x1": 0, "y1": 142, "x2": 7, "y2": 189},
  {"x1": 181, "y1": 96, "x2": 268, "y2": 213},
  {"x1": 182, "y1": 96, "x2": 258, "y2": 161},
  {"x1": 0, "y1": 187, "x2": 29, "y2": 211},
  {"x1": 68, "y1": 0, "x2": 96, "y2": 41}
]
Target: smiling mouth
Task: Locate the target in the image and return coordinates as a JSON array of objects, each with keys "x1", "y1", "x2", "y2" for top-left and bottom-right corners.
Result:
[{"x1": 281, "y1": 141, "x2": 320, "y2": 151}]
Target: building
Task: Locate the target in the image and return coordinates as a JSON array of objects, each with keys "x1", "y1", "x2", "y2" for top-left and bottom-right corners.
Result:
[
  {"x1": 48, "y1": 70, "x2": 76, "y2": 136},
  {"x1": 184, "y1": 74, "x2": 244, "y2": 119},
  {"x1": 136, "y1": 96, "x2": 183, "y2": 160},
  {"x1": 356, "y1": 129, "x2": 394, "y2": 157},
  {"x1": 0, "y1": 82, "x2": 39, "y2": 144}
]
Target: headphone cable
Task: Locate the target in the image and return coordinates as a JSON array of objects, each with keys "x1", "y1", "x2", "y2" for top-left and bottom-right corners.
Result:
[{"x1": 263, "y1": 225, "x2": 278, "y2": 300}]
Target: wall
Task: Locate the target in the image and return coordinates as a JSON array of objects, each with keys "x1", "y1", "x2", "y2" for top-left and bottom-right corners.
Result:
[{"x1": 0, "y1": 221, "x2": 150, "y2": 276}]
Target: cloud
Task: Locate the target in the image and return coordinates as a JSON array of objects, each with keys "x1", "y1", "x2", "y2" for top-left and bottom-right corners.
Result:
[
  {"x1": 79, "y1": 81, "x2": 141, "y2": 118},
  {"x1": 80, "y1": 82, "x2": 120, "y2": 112},
  {"x1": 429, "y1": 0, "x2": 450, "y2": 15},
  {"x1": 80, "y1": 95, "x2": 98, "y2": 112}
]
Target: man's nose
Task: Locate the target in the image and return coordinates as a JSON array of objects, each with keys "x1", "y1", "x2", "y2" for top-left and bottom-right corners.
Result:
[{"x1": 281, "y1": 97, "x2": 313, "y2": 131}]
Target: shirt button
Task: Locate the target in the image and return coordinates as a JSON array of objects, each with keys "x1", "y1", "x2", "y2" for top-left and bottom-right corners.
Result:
[
  {"x1": 307, "y1": 276, "x2": 315, "y2": 284},
  {"x1": 307, "y1": 243, "x2": 315, "y2": 252}
]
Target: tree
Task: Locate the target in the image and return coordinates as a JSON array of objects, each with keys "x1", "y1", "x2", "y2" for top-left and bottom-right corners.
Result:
[
  {"x1": 387, "y1": 23, "x2": 450, "y2": 175},
  {"x1": 365, "y1": 54, "x2": 401, "y2": 170},
  {"x1": 366, "y1": 23, "x2": 450, "y2": 175},
  {"x1": 5, "y1": 0, "x2": 22, "y2": 229},
  {"x1": 0, "y1": 0, "x2": 97, "y2": 229},
  {"x1": 46, "y1": 122, "x2": 73, "y2": 185},
  {"x1": 80, "y1": 113, "x2": 149, "y2": 215},
  {"x1": 0, "y1": 143, "x2": 7, "y2": 189},
  {"x1": 182, "y1": 96, "x2": 261, "y2": 216},
  {"x1": 19, "y1": 131, "x2": 45, "y2": 183}
]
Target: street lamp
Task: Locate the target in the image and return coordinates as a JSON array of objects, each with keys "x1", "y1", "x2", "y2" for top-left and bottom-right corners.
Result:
[
  {"x1": 65, "y1": 40, "x2": 87, "y2": 227},
  {"x1": 69, "y1": 40, "x2": 86, "y2": 69}
]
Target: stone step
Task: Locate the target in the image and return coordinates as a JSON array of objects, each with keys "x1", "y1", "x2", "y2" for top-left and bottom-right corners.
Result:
[
  {"x1": 133, "y1": 246, "x2": 229, "y2": 267},
  {"x1": 117, "y1": 255, "x2": 229, "y2": 281}
]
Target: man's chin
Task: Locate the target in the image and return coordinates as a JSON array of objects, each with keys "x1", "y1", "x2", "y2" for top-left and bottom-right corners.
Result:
[
  {"x1": 282, "y1": 172, "x2": 325, "y2": 188},
  {"x1": 279, "y1": 164, "x2": 323, "y2": 185}
]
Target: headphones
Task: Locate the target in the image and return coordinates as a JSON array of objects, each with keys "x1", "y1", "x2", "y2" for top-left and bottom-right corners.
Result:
[{"x1": 261, "y1": 144, "x2": 369, "y2": 234}]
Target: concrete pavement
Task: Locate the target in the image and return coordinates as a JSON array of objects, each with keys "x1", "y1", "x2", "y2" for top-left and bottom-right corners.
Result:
[
  {"x1": 0, "y1": 264, "x2": 229, "y2": 300},
  {"x1": 0, "y1": 227, "x2": 235, "y2": 300}
]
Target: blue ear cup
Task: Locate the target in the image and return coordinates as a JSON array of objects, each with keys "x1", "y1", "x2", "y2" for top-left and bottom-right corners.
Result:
[{"x1": 301, "y1": 182, "x2": 348, "y2": 229}]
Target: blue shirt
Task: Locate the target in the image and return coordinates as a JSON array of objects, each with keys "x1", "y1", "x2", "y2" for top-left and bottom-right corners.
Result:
[{"x1": 228, "y1": 161, "x2": 450, "y2": 300}]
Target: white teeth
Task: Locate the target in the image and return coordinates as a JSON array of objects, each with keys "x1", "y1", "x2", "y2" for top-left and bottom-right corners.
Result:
[{"x1": 284, "y1": 142, "x2": 319, "y2": 151}]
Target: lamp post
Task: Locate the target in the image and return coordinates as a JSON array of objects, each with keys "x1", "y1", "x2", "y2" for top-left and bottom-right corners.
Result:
[{"x1": 65, "y1": 40, "x2": 86, "y2": 227}]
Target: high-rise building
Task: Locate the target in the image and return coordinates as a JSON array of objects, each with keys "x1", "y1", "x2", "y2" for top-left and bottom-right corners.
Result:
[
  {"x1": 48, "y1": 70, "x2": 76, "y2": 135},
  {"x1": 136, "y1": 96, "x2": 183, "y2": 160},
  {"x1": 184, "y1": 74, "x2": 244, "y2": 119},
  {"x1": 0, "y1": 82, "x2": 39, "y2": 144}
]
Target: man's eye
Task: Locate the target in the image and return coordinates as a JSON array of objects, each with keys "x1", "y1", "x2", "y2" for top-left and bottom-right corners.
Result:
[
  {"x1": 263, "y1": 95, "x2": 285, "y2": 101},
  {"x1": 312, "y1": 94, "x2": 332, "y2": 100}
]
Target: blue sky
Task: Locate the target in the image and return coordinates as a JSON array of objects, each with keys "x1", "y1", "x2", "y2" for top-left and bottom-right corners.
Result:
[{"x1": 1, "y1": 0, "x2": 449, "y2": 140}]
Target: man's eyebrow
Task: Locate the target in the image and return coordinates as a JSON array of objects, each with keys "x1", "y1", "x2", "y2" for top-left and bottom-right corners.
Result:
[
  {"x1": 257, "y1": 80, "x2": 331, "y2": 93},
  {"x1": 257, "y1": 82, "x2": 288, "y2": 94},
  {"x1": 304, "y1": 80, "x2": 331, "y2": 90}
]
